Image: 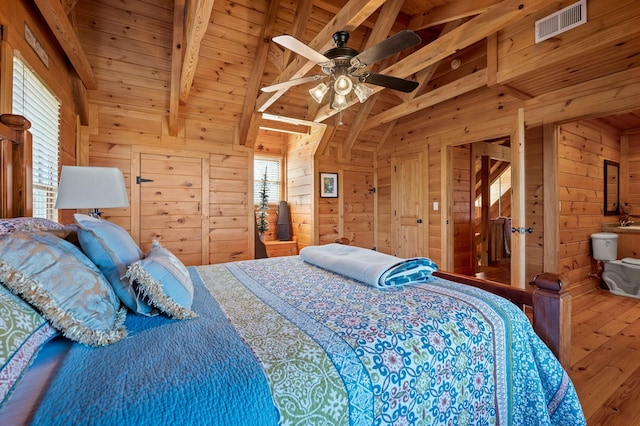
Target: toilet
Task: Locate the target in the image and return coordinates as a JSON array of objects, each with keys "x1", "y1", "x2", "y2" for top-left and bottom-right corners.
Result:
[{"x1": 591, "y1": 232, "x2": 640, "y2": 299}]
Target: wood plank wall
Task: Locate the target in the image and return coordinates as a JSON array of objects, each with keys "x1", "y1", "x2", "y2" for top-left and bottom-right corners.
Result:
[
  {"x1": 525, "y1": 127, "x2": 545, "y2": 281},
  {"x1": 81, "y1": 104, "x2": 253, "y2": 266},
  {"x1": 287, "y1": 128, "x2": 319, "y2": 249},
  {"x1": 452, "y1": 145, "x2": 473, "y2": 275},
  {"x1": 0, "y1": 1, "x2": 77, "y2": 223},
  {"x1": 315, "y1": 128, "x2": 377, "y2": 248},
  {"x1": 558, "y1": 120, "x2": 620, "y2": 296},
  {"x1": 627, "y1": 133, "x2": 640, "y2": 210}
]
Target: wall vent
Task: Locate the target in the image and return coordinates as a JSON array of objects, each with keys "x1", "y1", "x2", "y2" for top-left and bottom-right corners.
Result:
[{"x1": 535, "y1": 0, "x2": 587, "y2": 43}]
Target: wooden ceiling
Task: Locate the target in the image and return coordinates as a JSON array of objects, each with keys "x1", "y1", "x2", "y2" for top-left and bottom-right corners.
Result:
[{"x1": 37, "y1": 0, "x2": 640, "y2": 146}]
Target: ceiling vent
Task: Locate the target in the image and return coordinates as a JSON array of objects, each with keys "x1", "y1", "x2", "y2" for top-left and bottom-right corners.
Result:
[{"x1": 535, "y1": 0, "x2": 587, "y2": 43}]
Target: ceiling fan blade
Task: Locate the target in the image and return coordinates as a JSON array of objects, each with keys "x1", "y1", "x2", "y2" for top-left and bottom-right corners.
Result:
[
  {"x1": 261, "y1": 75, "x2": 325, "y2": 93},
  {"x1": 351, "y1": 30, "x2": 422, "y2": 69},
  {"x1": 272, "y1": 35, "x2": 332, "y2": 65},
  {"x1": 361, "y1": 73, "x2": 419, "y2": 93}
]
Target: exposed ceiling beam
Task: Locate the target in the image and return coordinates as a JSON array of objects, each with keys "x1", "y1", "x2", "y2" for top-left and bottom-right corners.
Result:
[
  {"x1": 313, "y1": 0, "x2": 389, "y2": 30},
  {"x1": 259, "y1": 119, "x2": 311, "y2": 135},
  {"x1": 315, "y1": 0, "x2": 559, "y2": 123},
  {"x1": 169, "y1": 0, "x2": 186, "y2": 136},
  {"x1": 179, "y1": 0, "x2": 215, "y2": 104},
  {"x1": 363, "y1": 68, "x2": 488, "y2": 131},
  {"x1": 408, "y1": 0, "x2": 501, "y2": 30},
  {"x1": 255, "y1": 0, "x2": 387, "y2": 113},
  {"x1": 368, "y1": 20, "x2": 462, "y2": 147},
  {"x1": 239, "y1": 0, "x2": 281, "y2": 147},
  {"x1": 33, "y1": 0, "x2": 97, "y2": 89},
  {"x1": 486, "y1": 33, "x2": 533, "y2": 100},
  {"x1": 341, "y1": 0, "x2": 405, "y2": 156},
  {"x1": 284, "y1": 0, "x2": 315, "y2": 67},
  {"x1": 61, "y1": 0, "x2": 80, "y2": 16}
]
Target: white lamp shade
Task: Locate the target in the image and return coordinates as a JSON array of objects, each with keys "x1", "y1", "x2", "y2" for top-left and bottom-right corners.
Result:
[{"x1": 55, "y1": 166, "x2": 129, "y2": 210}]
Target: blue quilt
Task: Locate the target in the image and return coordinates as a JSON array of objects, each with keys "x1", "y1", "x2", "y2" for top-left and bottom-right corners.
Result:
[{"x1": 33, "y1": 256, "x2": 585, "y2": 425}]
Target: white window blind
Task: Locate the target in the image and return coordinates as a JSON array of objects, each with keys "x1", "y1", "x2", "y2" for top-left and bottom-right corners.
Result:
[
  {"x1": 12, "y1": 56, "x2": 61, "y2": 220},
  {"x1": 254, "y1": 156, "x2": 282, "y2": 204}
]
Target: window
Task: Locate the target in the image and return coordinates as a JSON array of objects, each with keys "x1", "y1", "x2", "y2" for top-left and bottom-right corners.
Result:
[
  {"x1": 254, "y1": 155, "x2": 282, "y2": 205},
  {"x1": 12, "y1": 55, "x2": 61, "y2": 220}
]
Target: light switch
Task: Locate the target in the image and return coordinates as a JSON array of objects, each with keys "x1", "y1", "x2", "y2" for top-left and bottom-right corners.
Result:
[{"x1": 433, "y1": 202, "x2": 439, "y2": 211}]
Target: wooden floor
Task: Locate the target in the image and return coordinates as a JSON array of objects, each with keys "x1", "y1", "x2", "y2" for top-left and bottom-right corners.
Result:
[
  {"x1": 473, "y1": 261, "x2": 640, "y2": 424},
  {"x1": 569, "y1": 289, "x2": 640, "y2": 425}
]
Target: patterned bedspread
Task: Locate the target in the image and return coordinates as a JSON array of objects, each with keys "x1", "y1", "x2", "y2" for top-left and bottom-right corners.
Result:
[
  {"x1": 33, "y1": 255, "x2": 585, "y2": 425},
  {"x1": 202, "y1": 256, "x2": 585, "y2": 425}
]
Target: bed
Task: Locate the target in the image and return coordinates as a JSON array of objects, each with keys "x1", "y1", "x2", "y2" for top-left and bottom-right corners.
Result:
[{"x1": 0, "y1": 114, "x2": 585, "y2": 425}]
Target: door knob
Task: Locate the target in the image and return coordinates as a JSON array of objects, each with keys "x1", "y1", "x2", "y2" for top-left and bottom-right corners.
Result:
[
  {"x1": 511, "y1": 227, "x2": 534, "y2": 234},
  {"x1": 416, "y1": 219, "x2": 423, "y2": 223}
]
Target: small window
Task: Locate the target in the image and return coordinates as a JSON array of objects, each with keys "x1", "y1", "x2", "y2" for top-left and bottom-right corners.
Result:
[
  {"x1": 254, "y1": 155, "x2": 282, "y2": 205},
  {"x1": 12, "y1": 55, "x2": 61, "y2": 220}
]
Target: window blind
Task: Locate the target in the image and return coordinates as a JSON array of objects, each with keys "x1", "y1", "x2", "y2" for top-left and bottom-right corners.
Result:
[
  {"x1": 12, "y1": 56, "x2": 61, "y2": 220},
  {"x1": 254, "y1": 156, "x2": 282, "y2": 204}
]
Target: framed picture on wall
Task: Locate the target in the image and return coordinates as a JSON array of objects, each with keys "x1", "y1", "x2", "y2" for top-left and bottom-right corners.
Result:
[{"x1": 320, "y1": 172, "x2": 338, "y2": 198}]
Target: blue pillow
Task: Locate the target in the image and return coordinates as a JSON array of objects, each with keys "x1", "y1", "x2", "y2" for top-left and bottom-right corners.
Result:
[
  {"x1": 73, "y1": 214, "x2": 154, "y2": 316},
  {"x1": 0, "y1": 232, "x2": 127, "y2": 346},
  {"x1": 125, "y1": 242, "x2": 196, "y2": 319}
]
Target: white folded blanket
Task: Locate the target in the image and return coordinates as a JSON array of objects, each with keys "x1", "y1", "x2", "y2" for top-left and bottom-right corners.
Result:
[{"x1": 299, "y1": 244, "x2": 437, "y2": 289}]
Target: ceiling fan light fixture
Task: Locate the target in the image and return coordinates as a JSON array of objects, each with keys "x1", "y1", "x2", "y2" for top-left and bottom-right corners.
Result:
[
  {"x1": 331, "y1": 93, "x2": 348, "y2": 110},
  {"x1": 353, "y1": 83, "x2": 372, "y2": 103},
  {"x1": 333, "y1": 75, "x2": 353, "y2": 96},
  {"x1": 309, "y1": 82, "x2": 329, "y2": 103}
]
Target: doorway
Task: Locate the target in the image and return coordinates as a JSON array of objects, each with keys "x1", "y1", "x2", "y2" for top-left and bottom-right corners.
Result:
[
  {"x1": 473, "y1": 139, "x2": 513, "y2": 284},
  {"x1": 448, "y1": 124, "x2": 546, "y2": 286}
]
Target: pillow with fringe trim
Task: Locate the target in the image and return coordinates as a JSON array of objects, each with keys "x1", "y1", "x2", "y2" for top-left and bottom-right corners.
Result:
[
  {"x1": 0, "y1": 284, "x2": 57, "y2": 407},
  {"x1": 0, "y1": 232, "x2": 127, "y2": 347},
  {"x1": 125, "y1": 241, "x2": 196, "y2": 320},
  {"x1": 74, "y1": 214, "x2": 154, "y2": 316}
]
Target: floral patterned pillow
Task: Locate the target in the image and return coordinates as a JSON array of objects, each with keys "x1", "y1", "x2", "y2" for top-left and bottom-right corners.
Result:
[{"x1": 0, "y1": 284, "x2": 57, "y2": 406}]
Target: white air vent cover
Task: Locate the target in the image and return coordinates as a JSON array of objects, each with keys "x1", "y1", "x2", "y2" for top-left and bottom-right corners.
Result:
[{"x1": 535, "y1": 0, "x2": 587, "y2": 43}]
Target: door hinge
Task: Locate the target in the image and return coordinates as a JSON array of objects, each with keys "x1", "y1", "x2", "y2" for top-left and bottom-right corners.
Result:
[{"x1": 136, "y1": 176, "x2": 154, "y2": 184}]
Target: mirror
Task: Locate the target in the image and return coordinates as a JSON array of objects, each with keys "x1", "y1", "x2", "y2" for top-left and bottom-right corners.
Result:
[{"x1": 604, "y1": 160, "x2": 620, "y2": 216}]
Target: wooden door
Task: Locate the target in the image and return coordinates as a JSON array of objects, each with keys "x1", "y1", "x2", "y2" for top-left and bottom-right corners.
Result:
[
  {"x1": 451, "y1": 145, "x2": 475, "y2": 276},
  {"x1": 342, "y1": 170, "x2": 375, "y2": 248},
  {"x1": 137, "y1": 153, "x2": 204, "y2": 266},
  {"x1": 392, "y1": 153, "x2": 425, "y2": 258}
]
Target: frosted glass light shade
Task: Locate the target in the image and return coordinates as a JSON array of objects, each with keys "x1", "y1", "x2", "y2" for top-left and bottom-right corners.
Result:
[
  {"x1": 331, "y1": 93, "x2": 348, "y2": 110},
  {"x1": 333, "y1": 75, "x2": 353, "y2": 96},
  {"x1": 354, "y1": 83, "x2": 373, "y2": 103},
  {"x1": 55, "y1": 166, "x2": 129, "y2": 213},
  {"x1": 309, "y1": 82, "x2": 329, "y2": 103}
]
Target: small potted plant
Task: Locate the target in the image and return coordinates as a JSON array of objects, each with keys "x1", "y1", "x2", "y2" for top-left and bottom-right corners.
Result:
[{"x1": 256, "y1": 167, "x2": 269, "y2": 239}]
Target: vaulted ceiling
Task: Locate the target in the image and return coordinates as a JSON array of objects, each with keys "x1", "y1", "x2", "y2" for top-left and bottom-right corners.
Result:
[{"x1": 36, "y1": 0, "x2": 640, "y2": 149}]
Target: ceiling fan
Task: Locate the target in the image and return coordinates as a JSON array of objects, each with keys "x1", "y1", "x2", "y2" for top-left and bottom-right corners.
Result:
[{"x1": 261, "y1": 30, "x2": 422, "y2": 109}]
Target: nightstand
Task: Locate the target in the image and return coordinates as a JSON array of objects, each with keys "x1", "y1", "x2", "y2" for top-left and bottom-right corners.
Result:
[{"x1": 264, "y1": 240, "x2": 298, "y2": 257}]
